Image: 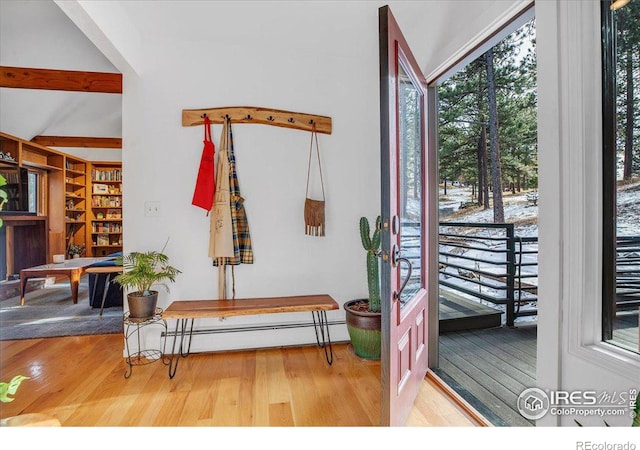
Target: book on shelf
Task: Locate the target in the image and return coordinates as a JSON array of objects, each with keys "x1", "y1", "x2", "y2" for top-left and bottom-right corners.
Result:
[{"x1": 92, "y1": 168, "x2": 122, "y2": 182}]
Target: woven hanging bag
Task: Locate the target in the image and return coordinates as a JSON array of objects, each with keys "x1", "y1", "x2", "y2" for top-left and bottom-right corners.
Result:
[{"x1": 304, "y1": 127, "x2": 326, "y2": 237}]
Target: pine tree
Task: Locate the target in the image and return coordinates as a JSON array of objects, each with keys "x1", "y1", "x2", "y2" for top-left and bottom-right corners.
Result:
[{"x1": 438, "y1": 18, "x2": 536, "y2": 222}]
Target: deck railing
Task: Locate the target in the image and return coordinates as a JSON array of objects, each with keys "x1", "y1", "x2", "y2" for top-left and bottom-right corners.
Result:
[
  {"x1": 435, "y1": 222, "x2": 538, "y2": 327},
  {"x1": 402, "y1": 222, "x2": 638, "y2": 326},
  {"x1": 616, "y1": 235, "x2": 640, "y2": 309}
]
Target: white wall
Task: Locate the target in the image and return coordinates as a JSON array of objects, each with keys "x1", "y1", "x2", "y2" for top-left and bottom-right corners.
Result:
[
  {"x1": 536, "y1": 0, "x2": 640, "y2": 426},
  {"x1": 54, "y1": 146, "x2": 122, "y2": 162},
  {"x1": 117, "y1": 3, "x2": 383, "y2": 351}
]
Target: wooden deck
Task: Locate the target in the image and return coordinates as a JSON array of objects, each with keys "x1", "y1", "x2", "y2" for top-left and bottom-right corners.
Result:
[
  {"x1": 435, "y1": 310, "x2": 638, "y2": 427},
  {"x1": 436, "y1": 323, "x2": 537, "y2": 427},
  {"x1": 439, "y1": 292, "x2": 502, "y2": 332}
]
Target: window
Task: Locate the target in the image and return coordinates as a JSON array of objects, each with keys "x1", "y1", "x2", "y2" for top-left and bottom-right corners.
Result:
[
  {"x1": 602, "y1": 0, "x2": 640, "y2": 354},
  {"x1": 27, "y1": 171, "x2": 37, "y2": 214}
]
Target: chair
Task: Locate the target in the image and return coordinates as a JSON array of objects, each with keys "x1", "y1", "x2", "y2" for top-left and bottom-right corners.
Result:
[{"x1": 87, "y1": 252, "x2": 123, "y2": 315}]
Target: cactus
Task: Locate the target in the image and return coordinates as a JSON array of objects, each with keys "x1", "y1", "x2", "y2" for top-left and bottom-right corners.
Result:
[{"x1": 360, "y1": 216, "x2": 381, "y2": 312}]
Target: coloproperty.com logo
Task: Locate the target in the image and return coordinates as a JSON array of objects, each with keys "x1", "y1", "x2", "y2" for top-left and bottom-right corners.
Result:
[{"x1": 517, "y1": 387, "x2": 638, "y2": 421}]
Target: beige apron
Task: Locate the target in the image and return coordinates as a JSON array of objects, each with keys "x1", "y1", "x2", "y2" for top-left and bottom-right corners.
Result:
[{"x1": 209, "y1": 119, "x2": 234, "y2": 261}]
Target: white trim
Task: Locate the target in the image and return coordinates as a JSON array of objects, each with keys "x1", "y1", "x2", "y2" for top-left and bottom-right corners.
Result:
[
  {"x1": 535, "y1": 0, "x2": 563, "y2": 426},
  {"x1": 562, "y1": 0, "x2": 640, "y2": 377},
  {"x1": 537, "y1": 2, "x2": 640, "y2": 425},
  {"x1": 426, "y1": 0, "x2": 534, "y2": 85}
]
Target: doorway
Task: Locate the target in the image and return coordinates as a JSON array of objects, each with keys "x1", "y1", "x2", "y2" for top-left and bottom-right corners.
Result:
[{"x1": 430, "y1": 12, "x2": 538, "y2": 427}]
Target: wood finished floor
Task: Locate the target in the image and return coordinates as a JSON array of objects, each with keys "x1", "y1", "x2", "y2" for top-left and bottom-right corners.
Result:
[{"x1": 0, "y1": 334, "x2": 478, "y2": 427}]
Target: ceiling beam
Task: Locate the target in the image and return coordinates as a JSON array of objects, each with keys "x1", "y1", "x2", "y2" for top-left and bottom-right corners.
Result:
[
  {"x1": 0, "y1": 66, "x2": 122, "y2": 94},
  {"x1": 31, "y1": 136, "x2": 122, "y2": 149}
]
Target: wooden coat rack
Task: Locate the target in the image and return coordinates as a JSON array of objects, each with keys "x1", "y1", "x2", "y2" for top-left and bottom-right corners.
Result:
[{"x1": 182, "y1": 106, "x2": 332, "y2": 135}]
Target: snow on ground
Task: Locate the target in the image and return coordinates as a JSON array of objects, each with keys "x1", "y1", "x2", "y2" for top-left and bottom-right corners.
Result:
[
  {"x1": 440, "y1": 179, "x2": 640, "y2": 236},
  {"x1": 439, "y1": 186, "x2": 538, "y2": 236},
  {"x1": 617, "y1": 180, "x2": 640, "y2": 237}
]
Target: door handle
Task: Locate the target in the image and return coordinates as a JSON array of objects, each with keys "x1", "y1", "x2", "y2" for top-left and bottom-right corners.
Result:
[{"x1": 391, "y1": 244, "x2": 413, "y2": 302}]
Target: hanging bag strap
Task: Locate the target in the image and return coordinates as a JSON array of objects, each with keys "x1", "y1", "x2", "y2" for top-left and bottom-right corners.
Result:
[{"x1": 305, "y1": 125, "x2": 325, "y2": 201}]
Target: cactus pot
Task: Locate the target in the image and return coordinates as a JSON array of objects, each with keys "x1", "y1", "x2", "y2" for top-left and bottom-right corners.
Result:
[
  {"x1": 344, "y1": 299, "x2": 381, "y2": 360},
  {"x1": 127, "y1": 291, "x2": 158, "y2": 319}
]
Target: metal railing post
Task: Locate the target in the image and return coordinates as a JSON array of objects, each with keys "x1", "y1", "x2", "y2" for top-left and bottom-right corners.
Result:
[{"x1": 506, "y1": 224, "x2": 516, "y2": 327}]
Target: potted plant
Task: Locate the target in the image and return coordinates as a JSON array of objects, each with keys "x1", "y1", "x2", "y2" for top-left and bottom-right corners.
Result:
[
  {"x1": 68, "y1": 243, "x2": 85, "y2": 259},
  {"x1": 343, "y1": 216, "x2": 382, "y2": 360},
  {"x1": 113, "y1": 249, "x2": 181, "y2": 319}
]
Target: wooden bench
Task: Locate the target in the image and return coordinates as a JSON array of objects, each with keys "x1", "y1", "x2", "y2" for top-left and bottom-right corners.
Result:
[{"x1": 161, "y1": 294, "x2": 339, "y2": 378}]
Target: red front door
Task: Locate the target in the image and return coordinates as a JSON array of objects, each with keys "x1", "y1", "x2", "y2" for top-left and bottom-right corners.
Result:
[{"x1": 379, "y1": 5, "x2": 432, "y2": 426}]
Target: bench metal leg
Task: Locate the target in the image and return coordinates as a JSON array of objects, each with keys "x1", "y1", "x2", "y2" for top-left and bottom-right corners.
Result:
[
  {"x1": 167, "y1": 318, "x2": 194, "y2": 379},
  {"x1": 165, "y1": 311, "x2": 333, "y2": 377},
  {"x1": 312, "y1": 310, "x2": 333, "y2": 365}
]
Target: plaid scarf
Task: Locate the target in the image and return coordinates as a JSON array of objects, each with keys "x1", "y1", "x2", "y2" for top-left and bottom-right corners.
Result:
[{"x1": 213, "y1": 118, "x2": 253, "y2": 266}]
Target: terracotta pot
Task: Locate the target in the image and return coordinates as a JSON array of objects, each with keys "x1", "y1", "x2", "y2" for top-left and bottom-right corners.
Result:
[
  {"x1": 344, "y1": 299, "x2": 381, "y2": 360},
  {"x1": 127, "y1": 291, "x2": 158, "y2": 319}
]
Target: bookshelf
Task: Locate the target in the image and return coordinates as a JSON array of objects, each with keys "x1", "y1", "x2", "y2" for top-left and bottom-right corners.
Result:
[
  {"x1": 64, "y1": 157, "x2": 87, "y2": 256},
  {"x1": 89, "y1": 163, "x2": 123, "y2": 257}
]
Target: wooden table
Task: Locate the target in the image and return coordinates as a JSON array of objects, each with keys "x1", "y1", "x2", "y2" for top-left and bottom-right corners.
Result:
[{"x1": 20, "y1": 257, "x2": 115, "y2": 305}]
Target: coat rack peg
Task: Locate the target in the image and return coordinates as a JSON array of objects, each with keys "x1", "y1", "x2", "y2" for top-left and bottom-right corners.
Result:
[{"x1": 182, "y1": 106, "x2": 332, "y2": 134}]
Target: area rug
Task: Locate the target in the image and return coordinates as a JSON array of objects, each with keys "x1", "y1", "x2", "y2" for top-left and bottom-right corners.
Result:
[{"x1": 0, "y1": 279, "x2": 123, "y2": 341}]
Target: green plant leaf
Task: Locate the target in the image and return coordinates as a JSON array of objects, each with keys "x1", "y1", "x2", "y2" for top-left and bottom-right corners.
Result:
[
  {"x1": 113, "y1": 248, "x2": 181, "y2": 294},
  {"x1": 0, "y1": 375, "x2": 29, "y2": 403}
]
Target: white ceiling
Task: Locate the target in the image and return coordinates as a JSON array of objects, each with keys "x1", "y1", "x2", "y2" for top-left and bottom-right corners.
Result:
[{"x1": 0, "y1": 0, "x2": 122, "y2": 156}]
